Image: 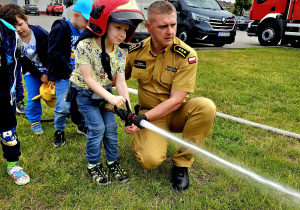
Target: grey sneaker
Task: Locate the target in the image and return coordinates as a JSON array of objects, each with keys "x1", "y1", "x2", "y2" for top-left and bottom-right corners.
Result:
[
  {"x1": 31, "y1": 121, "x2": 43, "y2": 135},
  {"x1": 16, "y1": 101, "x2": 26, "y2": 115}
]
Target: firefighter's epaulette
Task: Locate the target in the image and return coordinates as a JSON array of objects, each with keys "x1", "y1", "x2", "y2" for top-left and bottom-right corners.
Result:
[
  {"x1": 128, "y1": 41, "x2": 144, "y2": 53},
  {"x1": 172, "y1": 44, "x2": 190, "y2": 58}
]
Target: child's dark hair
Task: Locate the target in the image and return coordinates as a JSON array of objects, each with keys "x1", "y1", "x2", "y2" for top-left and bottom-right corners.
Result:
[{"x1": 0, "y1": 3, "x2": 27, "y2": 25}]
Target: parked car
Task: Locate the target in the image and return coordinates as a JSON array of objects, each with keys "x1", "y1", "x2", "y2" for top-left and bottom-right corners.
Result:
[
  {"x1": 236, "y1": 16, "x2": 251, "y2": 31},
  {"x1": 46, "y1": 2, "x2": 64, "y2": 16},
  {"x1": 133, "y1": 0, "x2": 236, "y2": 47},
  {"x1": 24, "y1": 4, "x2": 39, "y2": 16},
  {"x1": 0, "y1": 4, "x2": 3, "y2": 7}
]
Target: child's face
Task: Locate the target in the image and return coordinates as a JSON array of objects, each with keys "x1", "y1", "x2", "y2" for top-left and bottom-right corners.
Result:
[
  {"x1": 14, "y1": 16, "x2": 30, "y2": 38},
  {"x1": 106, "y1": 21, "x2": 129, "y2": 45},
  {"x1": 75, "y1": 13, "x2": 88, "y2": 31}
]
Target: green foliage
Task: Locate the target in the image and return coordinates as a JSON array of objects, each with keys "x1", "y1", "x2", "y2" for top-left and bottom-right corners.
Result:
[
  {"x1": 0, "y1": 48, "x2": 299, "y2": 209},
  {"x1": 234, "y1": 0, "x2": 252, "y2": 16}
]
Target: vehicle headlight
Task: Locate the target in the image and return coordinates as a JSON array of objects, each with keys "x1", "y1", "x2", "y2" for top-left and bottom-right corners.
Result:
[{"x1": 191, "y1": 12, "x2": 209, "y2": 22}]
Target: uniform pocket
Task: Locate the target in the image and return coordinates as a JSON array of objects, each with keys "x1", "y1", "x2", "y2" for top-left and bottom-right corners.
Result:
[
  {"x1": 131, "y1": 67, "x2": 150, "y2": 80},
  {"x1": 160, "y1": 70, "x2": 175, "y2": 85}
]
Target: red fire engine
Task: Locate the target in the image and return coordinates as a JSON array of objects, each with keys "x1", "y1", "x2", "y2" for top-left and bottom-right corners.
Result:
[{"x1": 247, "y1": 0, "x2": 300, "y2": 47}]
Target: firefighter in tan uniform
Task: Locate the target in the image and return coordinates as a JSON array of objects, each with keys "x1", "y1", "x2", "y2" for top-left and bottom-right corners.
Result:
[{"x1": 125, "y1": 1, "x2": 216, "y2": 191}]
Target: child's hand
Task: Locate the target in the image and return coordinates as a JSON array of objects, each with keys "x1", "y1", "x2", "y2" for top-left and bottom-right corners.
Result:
[
  {"x1": 40, "y1": 74, "x2": 49, "y2": 83},
  {"x1": 48, "y1": 81, "x2": 55, "y2": 88},
  {"x1": 108, "y1": 95, "x2": 125, "y2": 108}
]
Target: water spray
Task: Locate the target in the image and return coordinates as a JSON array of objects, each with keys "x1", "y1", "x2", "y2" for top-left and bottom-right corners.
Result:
[
  {"x1": 140, "y1": 120, "x2": 300, "y2": 199},
  {"x1": 100, "y1": 100, "x2": 300, "y2": 200}
]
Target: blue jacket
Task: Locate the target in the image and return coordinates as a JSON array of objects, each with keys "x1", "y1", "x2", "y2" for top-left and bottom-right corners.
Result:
[
  {"x1": 48, "y1": 19, "x2": 72, "y2": 81},
  {"x1": 0, "y1": 19, "x2": 47, "y2": 131},
  {"x1": 0, "y1": 19, "x2": 24, "y2": 105},
  {"x1": 0, "y1": 19, "x2": 23, "y2": 131},
  {"x1": 25, "y1": 24, "x2": 49, "y2": 76}
]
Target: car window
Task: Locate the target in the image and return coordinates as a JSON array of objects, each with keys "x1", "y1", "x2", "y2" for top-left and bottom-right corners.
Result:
[
  {"x1": 54, "y1": 3, "x2": 62, "y2": 6},
  {"x1": 183, "y1": 0, "x2": 222, "y2": 10},
  {"x1": 241, "y1": 17, "x2": 249, "y2": 20}
]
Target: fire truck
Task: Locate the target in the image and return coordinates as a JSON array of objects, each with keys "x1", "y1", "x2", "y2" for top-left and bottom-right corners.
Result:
[{"x1": 247, "y1": 0, "x2": 300, "y2": 47}]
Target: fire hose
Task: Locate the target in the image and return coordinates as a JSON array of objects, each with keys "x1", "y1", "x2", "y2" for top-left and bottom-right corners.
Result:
[{"x1": 100, "y1": 100, "x2": 300, "y2": 199}]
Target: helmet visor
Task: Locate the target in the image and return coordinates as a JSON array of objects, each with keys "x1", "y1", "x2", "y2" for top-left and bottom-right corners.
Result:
[
  {"x1": 110, "y1": 17, "x2": 136, "y2": 28},
  {"x1": 110, "y1": 11, "x2": 145, "y2": 28}
]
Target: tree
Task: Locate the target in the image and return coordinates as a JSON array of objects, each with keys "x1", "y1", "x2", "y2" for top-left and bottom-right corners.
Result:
[{"x1": 233, "y1": 0, "x2": 252, "y2": 16}]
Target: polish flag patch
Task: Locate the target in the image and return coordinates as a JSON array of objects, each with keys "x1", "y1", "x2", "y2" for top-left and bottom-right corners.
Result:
[{"x1": 188, "y1": 56, "x2": 196, "y2": 64}]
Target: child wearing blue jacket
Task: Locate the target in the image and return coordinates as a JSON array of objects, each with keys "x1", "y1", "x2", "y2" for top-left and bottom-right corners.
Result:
[
  {"x1": 48, "y1": 0, "x2": 93, "y2": 147},
  {"x1": 1, "y1": 4, "x2": 50, "y2": 134},
  {"x1": 0, "y1": 18, "x2": 31, "y2": 185}
]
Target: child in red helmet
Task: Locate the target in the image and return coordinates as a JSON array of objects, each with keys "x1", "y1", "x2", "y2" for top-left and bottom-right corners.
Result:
[{"x1": 70, "y1": 0, "x2": 144, "y2": 185}]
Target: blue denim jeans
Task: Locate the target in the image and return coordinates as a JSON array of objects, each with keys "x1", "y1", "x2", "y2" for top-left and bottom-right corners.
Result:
[
  {"x1": 24, "y1": 74, "x2": 43, "y2": 123},
  {"x1": 76, "y1": 90, "x2": 118, "y2": 164},
  {"x1": 54, "y1": 79, "x2": 70, "y2": 131}
]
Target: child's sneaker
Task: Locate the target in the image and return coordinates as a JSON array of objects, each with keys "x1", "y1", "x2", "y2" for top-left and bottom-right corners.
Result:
[
  {"x1": 31, "y1": 121, "x2": 43, "y2": 134},
  {"x1": 77, "y1": 125, "x2": 88, "y2": 136},
  {"x1": 107, "y1": 161, "x2": 128, "y2": 183},
  {"x1": 16, "y1": 101, "x2": 26, "y2": 115},
  {"x1": 8, "y1": 164, "x2": 30, "y2": 186},
  {"x1": 87, "y1": 164, "x2": 111, "y2": 185},
  {"x1": 53, "y1": 131, "x2": 65, "y2": 147}
]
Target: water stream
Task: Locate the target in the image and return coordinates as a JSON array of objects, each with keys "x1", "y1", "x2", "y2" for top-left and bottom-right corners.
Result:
[{"x1": 140, "y1": 120, "x2": 300, "y2": 200}]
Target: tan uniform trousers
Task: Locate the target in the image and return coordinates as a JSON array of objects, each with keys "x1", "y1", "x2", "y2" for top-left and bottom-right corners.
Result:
[{"x1": 131, "y1": 97, "x2": 216, "y2": 170}]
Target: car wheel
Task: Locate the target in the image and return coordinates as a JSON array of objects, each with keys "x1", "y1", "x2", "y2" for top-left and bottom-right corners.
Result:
[
  {"x1": 239, "y1": 27, "x2": 245, "y2": 31},
  {"x1": 37, "y1": 13, "x2": 39, "y2": 16},
  {"x1": 46, "y1": 10, "x2": 49, "y2": 15},
  {"x1": 213, "y1": 43, "x2": 226, "y2": 47},
  {"x1": 177, "y1": 27, "x2": 190, "y2": 44},
  {"x1": 258, "y1": 22, "x2": 281, "y2": 46},
  {"x1": 52, "y1": 10, "x2": 55, "y2": 16}
]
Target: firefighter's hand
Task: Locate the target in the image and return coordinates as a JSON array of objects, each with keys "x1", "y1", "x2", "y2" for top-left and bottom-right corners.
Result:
[
  {"x1": 132, "y1": 114, "x2": 148, "y2": 129},
  {"x1": 125, "y1": 125, "x2": 140, "y2": 134}
]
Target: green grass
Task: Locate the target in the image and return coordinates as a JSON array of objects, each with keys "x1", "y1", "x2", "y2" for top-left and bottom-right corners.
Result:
[{"x1": 1, "y1": 48, "x2": 300, "y2": 209}]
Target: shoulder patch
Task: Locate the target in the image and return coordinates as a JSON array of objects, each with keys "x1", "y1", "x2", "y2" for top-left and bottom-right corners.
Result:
[
  {"x1": 128, "y1": 42, "x2": 144, "y2": 53},
  {"x1": 172, "y1": 44, "x2": 190, "y2": 58}
]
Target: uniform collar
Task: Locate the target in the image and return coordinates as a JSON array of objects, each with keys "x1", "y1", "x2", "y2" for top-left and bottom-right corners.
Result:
[{"x1": 147, "y1": 37, "x2": 174, "y2": 57}]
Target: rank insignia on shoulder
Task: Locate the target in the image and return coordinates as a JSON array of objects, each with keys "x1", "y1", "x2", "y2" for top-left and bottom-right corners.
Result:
[
  {"x1": 188, "y1": 56, "x2": 196, "y2": 64},
  {"x1": 172, "y1": 44, "x2": 190, "y2": 58},
  {"x1": 128, "y1": 42, "x2": 144, "y2": 53}
]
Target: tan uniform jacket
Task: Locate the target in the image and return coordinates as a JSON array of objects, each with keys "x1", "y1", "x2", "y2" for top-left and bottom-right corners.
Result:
[{"x1": 125, "y1": 37, "x2": 198, "y2": 109}]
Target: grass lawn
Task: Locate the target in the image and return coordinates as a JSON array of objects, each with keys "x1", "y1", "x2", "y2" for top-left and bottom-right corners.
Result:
[{"x1": 1, "y1": 48, "x2": 299, "y2": 209}]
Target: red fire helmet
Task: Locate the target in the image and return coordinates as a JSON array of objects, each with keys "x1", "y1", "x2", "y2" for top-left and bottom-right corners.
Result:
[{"x1": 87, "y1": 0, "x2": 145, "y2": 43}]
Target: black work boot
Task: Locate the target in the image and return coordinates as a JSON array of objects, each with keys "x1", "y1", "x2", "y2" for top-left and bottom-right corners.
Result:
[
  {"x1": 172, "y1": 165, "x2": 189, "y2": 191},
  {"x1": 53, "y1": 131, "x2": 65, "y2": 147}
]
